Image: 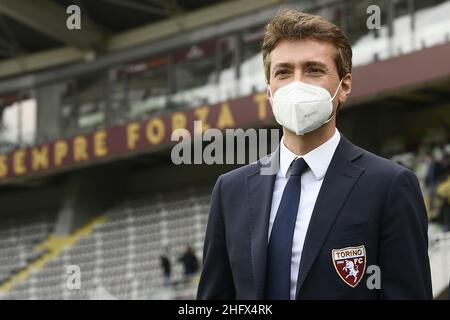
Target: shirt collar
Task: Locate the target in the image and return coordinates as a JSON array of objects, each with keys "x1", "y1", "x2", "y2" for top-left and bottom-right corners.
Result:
[{"x1": 279, "y1": 128, "x2": 341, "y2": 180}]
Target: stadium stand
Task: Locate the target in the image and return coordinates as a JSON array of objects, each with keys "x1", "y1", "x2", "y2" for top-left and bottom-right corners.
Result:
[
  {"x1": 0, "y1": 187, "x2": 211, "y2": 300},
  {"x1": 0, "y1": 215, "x2": 55, "y2": 285}
]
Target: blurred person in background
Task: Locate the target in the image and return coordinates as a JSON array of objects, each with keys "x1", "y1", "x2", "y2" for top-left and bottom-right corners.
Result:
[
  {"x1": 436, "y1": 151, "x2": 450, "y2": 231},
  {"x1": 160, "y1": 247, "x2": 172, "y2": 287},
  {"x1": 178, "y1": 244, "x2": 199, "y2": 284}
]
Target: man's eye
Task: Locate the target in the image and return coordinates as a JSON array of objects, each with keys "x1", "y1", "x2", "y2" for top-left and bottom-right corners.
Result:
[
  {"x1": 275, "y1": 70, "x2": 289, "y2": 77},
  {"x1": 308, "y1": 68, "x2": 324, "y2": 74}
]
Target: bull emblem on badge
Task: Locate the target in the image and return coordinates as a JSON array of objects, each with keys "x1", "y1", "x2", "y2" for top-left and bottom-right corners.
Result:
[
  {"x1": 332, "y1": 245, "x2": 366, "y2": 288},
  {"x1": 343, "y1": 260, "x2": 359, "y2": 283}
]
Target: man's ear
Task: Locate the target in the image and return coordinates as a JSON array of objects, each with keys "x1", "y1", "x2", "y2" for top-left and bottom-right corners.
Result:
[{"x1": 338, "y1": 73, "x2": 352, "y2": 105}]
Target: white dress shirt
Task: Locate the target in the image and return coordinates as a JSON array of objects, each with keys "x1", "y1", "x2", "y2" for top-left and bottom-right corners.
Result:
[{"x1": 268, "y1": 128, "x2": 341, "y2": 299}]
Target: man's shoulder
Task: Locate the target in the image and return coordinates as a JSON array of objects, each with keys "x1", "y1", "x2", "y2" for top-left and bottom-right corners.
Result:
[
  {"x1": 218, "y1": 154, "x2": 270, "y2": 185},
  {"x1": 355, "y1": 144, "x2": 412, "y2": 177},
  {"x1": 220, "y1": 162, "x2": 262, "y2": 183}
]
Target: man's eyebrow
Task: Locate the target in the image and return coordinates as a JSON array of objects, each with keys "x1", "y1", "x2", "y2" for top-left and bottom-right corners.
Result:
[
  {"x1": 272, "y1": 62, "x2": 294, "y2": 70},
  {"x1": 272, "y1": 61, "x2": 330, "y2": 72},
  {"x1": 303, "y1": 61, "x2": 329, "y2": 70}
]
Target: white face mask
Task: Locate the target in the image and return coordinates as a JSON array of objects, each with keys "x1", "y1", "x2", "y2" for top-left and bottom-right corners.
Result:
[{"x1": 268, "y1": 79, "x2": 343, "y2": 135}]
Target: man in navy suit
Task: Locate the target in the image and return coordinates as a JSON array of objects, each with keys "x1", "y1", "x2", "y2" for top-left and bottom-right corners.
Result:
[{"x1": 197, "y1": 10, "x2": 432, "y2": 299}]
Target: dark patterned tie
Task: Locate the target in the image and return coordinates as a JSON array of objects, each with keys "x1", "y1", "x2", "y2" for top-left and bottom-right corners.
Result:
[{"x1": 265, "y1": 157, "x2": 308, "y2": 300}]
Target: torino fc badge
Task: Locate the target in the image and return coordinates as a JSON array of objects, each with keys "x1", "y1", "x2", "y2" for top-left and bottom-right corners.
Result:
[{"x1": 332, "y1": 245, "x2": 366, "y2": 288}]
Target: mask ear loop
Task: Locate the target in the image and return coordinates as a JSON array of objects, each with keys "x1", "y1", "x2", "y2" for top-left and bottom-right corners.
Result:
[
  {"x1": 330, "y1": 78, "x2": 344, "y2": 102},
  {"x1": 323, "y1": 78, "x2": 344, "y2": 124}
]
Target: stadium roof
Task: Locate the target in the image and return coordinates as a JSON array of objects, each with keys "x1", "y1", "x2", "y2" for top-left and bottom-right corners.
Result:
[{"x1": 0, "y1": 0, "x2": 283, "y2": 79}]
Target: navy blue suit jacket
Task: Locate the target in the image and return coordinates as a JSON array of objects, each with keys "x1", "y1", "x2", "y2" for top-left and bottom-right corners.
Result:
[{"x1": 197, "y1": 135, "x2": 432, "y2": 299}]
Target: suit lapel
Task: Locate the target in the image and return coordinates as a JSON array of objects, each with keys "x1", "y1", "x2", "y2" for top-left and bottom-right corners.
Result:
[
  {"x1": 245, "y1": 148, "x2": 279, "y2": 299},
  {"x1": 295, "y1": 136, "x2": 364, "y2": 298}
]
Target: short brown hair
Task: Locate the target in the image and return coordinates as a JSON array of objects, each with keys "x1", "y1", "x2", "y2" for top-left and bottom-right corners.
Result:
[{"x1": 262, "y1": 9, "x2": 352, "y2": 82}]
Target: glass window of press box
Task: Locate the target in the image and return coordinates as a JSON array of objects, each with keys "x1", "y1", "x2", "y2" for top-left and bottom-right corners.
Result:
[
  {"x1": 59, "y1": 72, "x2": 108, "y2": 135},
  {"x1": 111, "y1": 55, "x2": 170, "y2": 121},
  {"x1": 216, "y1": 36, "x2": 238, "y2": 103},
  {"x1": 60, "y1": 80, "x2": 78, "y2": 136},
  {"x1": 172, "y1": 41, "x2": 218, "y2": 108},
  {"x1": 239, "y1": 26, "x2": 266, "y2": 97},
  {"x1": 78, "y1": 73, "x2": 108, "y2": 131},
  {"x1": 0, "y1": 92, "x2": 36, "y2": 152}
]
